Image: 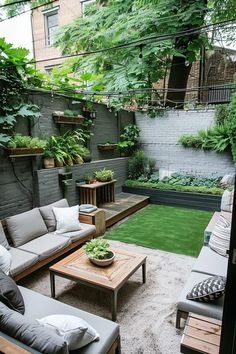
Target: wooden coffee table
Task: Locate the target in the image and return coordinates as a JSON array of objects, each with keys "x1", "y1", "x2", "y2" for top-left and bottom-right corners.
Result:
[{"x1": 49, "y1": 247, "x2": 146, "y2": 321}]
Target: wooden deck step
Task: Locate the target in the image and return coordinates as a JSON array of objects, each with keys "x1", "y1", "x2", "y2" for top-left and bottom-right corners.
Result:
[{"x1": 100, "y1": 192, "x2": 150, "y2": 228}]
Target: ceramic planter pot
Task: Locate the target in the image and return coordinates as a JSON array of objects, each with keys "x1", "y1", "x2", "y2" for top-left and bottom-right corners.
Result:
[
  {"x1": 89, "y1": 251, "x2": 115, "y2": 267},
  {"x1": 43, "y1": 158, "x2": 55, "y2": 169}
]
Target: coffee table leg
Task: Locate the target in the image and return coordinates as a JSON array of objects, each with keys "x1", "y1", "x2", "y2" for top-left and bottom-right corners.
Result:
[
  {"x1": 111, "y1": 291, "x2": 118, "y2": 321},
  {"x1": 142, "y1": 261, "x2": 146, "y2": 284},
  {"x1": 50, "y1": 272, "x2": 55, "y2": 298}
]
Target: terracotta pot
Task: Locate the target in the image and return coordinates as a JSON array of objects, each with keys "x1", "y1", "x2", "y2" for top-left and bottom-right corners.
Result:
[
  {"x1": 43, "y1": 158, "x2": 55, "y2": 169},
  {"x1": 55, "y1": 159, "x2": 64, "y2": 167},
  {"x1": 73, "y1": 156, "x2": 83, "y2": 164}
]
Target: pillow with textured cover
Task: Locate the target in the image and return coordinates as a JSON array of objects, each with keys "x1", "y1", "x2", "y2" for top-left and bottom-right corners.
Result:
[
  {"x1": 187, "y1": 275, "x2": 226, "y2": 302},
  {"x1": 0, "y1": 270, "x2": 25, "y2": 314},
  {"x1": 0, "y1": 302, "x2": 68, "y2": 354},
  {"x1": 52, "y1": 205, "x2": 82, "y2": 234},
  {"x1": 209, "y1": 214, "x2": 231, "y2": 257},
  {"x1": 0, "y1": 245, "x2": 12, "y2": 275},
  {"x1": 37, "y1": 314, "x2": 99, "y2": 350}
]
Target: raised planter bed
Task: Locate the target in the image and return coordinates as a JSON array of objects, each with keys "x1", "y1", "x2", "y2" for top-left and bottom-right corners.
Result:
[
  {"x1": 5, "y1": 148, "x2": 44, "y2": 157},
  {"x1": 52, "y1": 112, "x2": 85, "y2": 124},
  {"x1": 122, "y1": 185, "x2": 221, "y2": 211},
  {"x1": 97, "y1": 144, "x2": 118, "y2": 151}
]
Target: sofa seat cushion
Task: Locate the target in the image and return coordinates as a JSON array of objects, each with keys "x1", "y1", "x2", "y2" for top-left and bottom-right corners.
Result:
[
  {"x1": 18, "y1": 234, "x2": 71, "y2": 261},
  {"x1": 58, "y1": 223, "x2": 96, "y2": 242},
  {"x1": 39, "y1": 199, "x2": 69, "y2": 232},
  {"x1": 177, "y1": 271, "x2": 224, "y2": 320},
  {"x1": 192, "y1": 246, "x2": 228, "y2": 277},
  {"x1": 20, "y1": 286, "x2": 119, "y2": 354},
  {"x1": 6, "y1": 208, "x2": 48, "y2": 247},
  {"x1": 9, "y1": 248, "x2": 39, "y2": 278}
]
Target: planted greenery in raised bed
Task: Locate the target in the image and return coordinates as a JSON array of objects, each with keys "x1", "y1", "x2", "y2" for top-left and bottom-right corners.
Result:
[
  {"x1": 6, "y1": 135, "x2": 46, "y2": 156},
  {"x1": 125, "y1": 172, "x2": 224, "y2": 195}
]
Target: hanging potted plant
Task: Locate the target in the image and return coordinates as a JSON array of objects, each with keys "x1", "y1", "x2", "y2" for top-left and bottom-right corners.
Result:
[
  {"x1": 83, "y1": 239, "x2": 115, "y2": 267},
  {"x1": 52, "y1": 109, "x2": 85, "y2": 124},
  {"x1": 97, "y1": 142, "x2": 118, "y2": 151},
  {"x1": 42, "y1": 149, "x2": 55, "y2": 169},
  {"x1": 6, "y1": 135, "x2": 46, "y2": 157}
]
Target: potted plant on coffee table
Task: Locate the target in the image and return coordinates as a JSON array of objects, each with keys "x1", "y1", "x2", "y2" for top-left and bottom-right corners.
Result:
[{"x1": 83, "y1": 239, "x2": 115, "y2": 266}]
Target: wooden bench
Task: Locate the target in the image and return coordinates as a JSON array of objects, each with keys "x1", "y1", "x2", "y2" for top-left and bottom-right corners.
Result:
[{"x1": 181, "y1": 313, "x2": 221, "y2": 354}]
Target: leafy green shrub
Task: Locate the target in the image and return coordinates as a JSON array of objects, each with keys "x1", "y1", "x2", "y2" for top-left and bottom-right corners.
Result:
[
  {"x1": 7, "y1": 135, "x2": 46, "y2": 149},
  {"x1": 227, "y1": 92, "x2": 236, "y2": 163},
  {"x1": 94, "y1": 168, "x2": 114, "y2": 182},
  {"x1": 214, "y1": 104, "x2": 230, "y2": 125},
  {"x1": 128, "y1": 149, "x2": 155, "y2": 180},
  {"x1": 159, "y1": 172, "x2": 222, "y2": 188},
  {"x1": 178, "y1": 134, "x2": 203, "y2": 148}
]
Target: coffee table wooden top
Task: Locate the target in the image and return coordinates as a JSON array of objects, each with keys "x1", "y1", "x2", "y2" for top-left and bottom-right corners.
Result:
[{"x1": 49, "y1": 247, "x2": 146, "y2": 291}]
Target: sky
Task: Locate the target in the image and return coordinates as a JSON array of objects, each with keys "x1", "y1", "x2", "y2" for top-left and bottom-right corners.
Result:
[{"x1": 0, "y1": 11, "x2": 33, "y2": 56}]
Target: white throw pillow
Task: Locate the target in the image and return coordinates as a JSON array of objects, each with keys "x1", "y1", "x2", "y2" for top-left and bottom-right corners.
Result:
[
  {"x1": 209, "y1": 214, "x2": 231, "y2": 257},
  {"x1": 0, "y1": 245, "x2": 12, "y2": 275},
  {"x1": 221, "y1": 189, "x2": 234, "y2": 213},
  {"x1": 37, "y1": 314, "x2": 99, "y2": 350},
  {"x1": 52, "y1": 205, "x2": 82, "y2": 234}
]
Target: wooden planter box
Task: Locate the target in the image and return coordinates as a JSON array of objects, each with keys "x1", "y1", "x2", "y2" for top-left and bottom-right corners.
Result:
[
  {"x1": 97, "y1": 144, "x2": 118, "y2": 151},
  {"x1": 5, "y1": 148, "x2": 44, "y2": 157},
  {"x1": 53, "y1": 112, "x2": 85, "y2": 124},
  {"x1": 122, "y1": 185, "x2": 222, "y2": 211}
]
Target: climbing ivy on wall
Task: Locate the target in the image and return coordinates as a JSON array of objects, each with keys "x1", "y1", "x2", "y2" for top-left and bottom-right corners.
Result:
[{"x1": 0, "y1": 38, "x2": 42, "y2": 146}]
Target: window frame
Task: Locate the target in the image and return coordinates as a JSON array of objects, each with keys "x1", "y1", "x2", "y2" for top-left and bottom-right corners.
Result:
[{"x1": 42, "y1": 6, "x2": 60, "y2": 47}]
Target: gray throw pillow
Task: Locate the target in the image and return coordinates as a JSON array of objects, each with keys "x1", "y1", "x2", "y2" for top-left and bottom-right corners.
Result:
[
  {"x1": 0, "y1": 270, "x2": 25, "y2": 314},
  {"x1": 6, "y1": 208, "x2": 48, "y2": 247},
  {"x1": 186, "y1": 276, "x2": 226, "y2": 302},
  {"x1": 39, "y1": 199, "x2": 69, "y2": 232},
  {"x1": 0, "y1": 223, "x2": 10, "y2": 250},
  {"x1": 0, "y1": 302, "x2": 68, "y2": 354}
]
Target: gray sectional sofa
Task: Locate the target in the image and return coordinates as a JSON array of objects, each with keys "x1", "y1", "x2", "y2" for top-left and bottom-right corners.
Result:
[
  {"x1": 176, "y1": 210, "x2": 231, "y2": 328},
  {"x1": 0, "y1": 199, "x2": 120, "y2": 354},
  {"x1": 1, "y1": 199, "x2": 96, "y2": 281},
  {"x1": 0, "y1": 286, "x2": 120, "y2": 354}
]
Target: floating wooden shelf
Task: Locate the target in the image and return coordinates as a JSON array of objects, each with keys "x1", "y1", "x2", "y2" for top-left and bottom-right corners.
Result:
[
  {"x1": 52, "y1": 112, "x2": 85, "y2": 124},
  {"x1": 97, "y1": 144, "x2": 118, "y2": 151},
  {"x1": 5, "y1": 148, "x2": 44, "y2": 157}
]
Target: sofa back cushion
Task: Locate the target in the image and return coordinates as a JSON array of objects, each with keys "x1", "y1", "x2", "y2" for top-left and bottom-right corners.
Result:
[
  {"x1": 39, "y1": 199, "x2": 69, "y2": 232},
  {"x1": 0, "y1": 223, "x2": 10, "y2": 250},
  {"x1": 6, "y1": 208, "x2": 48, "y2": 247},
  {"x1": 0, "y1": 302, "x2": 68, "y2": 354}
]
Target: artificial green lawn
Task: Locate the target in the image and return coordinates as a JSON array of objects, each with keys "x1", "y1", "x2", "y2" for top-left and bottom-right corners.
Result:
[{"x1": 105, "y1": 205, "x2": 213, "y2": 257}]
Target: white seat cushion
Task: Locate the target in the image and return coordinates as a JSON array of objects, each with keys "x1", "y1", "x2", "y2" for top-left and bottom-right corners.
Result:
[{"x1": 192, "y1": 246, "x2": 228, "y2": 277}]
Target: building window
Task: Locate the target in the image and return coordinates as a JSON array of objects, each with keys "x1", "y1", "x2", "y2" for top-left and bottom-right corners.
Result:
[
  {"x1": 81, "y1": 0, "x2": 95, "y2": 17},
  {"x1": 43, "y1": 6, "x2": 60, "y2": 46}
]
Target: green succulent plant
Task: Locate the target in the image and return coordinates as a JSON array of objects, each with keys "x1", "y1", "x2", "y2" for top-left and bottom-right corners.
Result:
[
  {"x1": 83, "y1": 239, "x2": 113, "y2": 260},
  {"x1": 94, "y1": 168, "x2": 114, "y2": 182}
]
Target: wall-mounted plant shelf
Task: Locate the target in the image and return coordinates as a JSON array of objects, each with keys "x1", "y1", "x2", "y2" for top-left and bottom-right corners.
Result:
[
  {"x1": 52, "y1": 111, "x2": 85, "y2": 124},
  {"x1": 97, "y1": 144, "x2": 118, "y2": 151},
  {"x1": 5, "y1": 148, "x2": 44, "y2": 158}
]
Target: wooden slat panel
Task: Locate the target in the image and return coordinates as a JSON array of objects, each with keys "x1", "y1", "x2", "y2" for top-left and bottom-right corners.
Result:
[
  {"x1": 0, "y1": 337, "x2": 30, "y2": 354},
  {"x1": 185, "y1": 326, "x2": 220, "y2": 346},
  {"x1": 188, "y1": 318, "x2": 221, "y2": 336},
  {"x1": 189, "y1": 314, "x2": 222, "y2": 327},
  {"x1": 181, "y1": 335, "x2": 219, "y2": 354}
]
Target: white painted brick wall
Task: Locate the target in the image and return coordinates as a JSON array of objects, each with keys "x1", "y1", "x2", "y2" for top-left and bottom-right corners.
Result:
[{"x1": 135, "y1": 110, "x2": 235, "y2": 177}]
